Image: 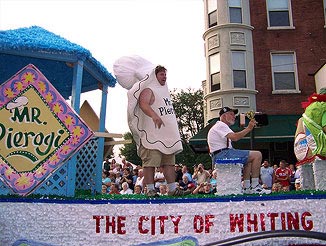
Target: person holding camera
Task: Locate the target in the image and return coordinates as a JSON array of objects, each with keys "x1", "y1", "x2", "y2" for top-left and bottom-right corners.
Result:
[
  {"x1": 192, "y1": 163, "x2": 210, "y2": 185},
  {"x1": 192, "y1": 182, "x2": 214, "y2": 195},
  {"x1": 119, "y1": 168, "x2": 134, "y2": 191},
  {"x1": 207, "y1": 106, "x2": 271, "y2": 195}
]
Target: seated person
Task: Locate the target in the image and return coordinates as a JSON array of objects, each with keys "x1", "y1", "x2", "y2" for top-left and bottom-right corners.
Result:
[
  {"x1": 102, "y1": 184, "x2": 108, "y2": 194},
  {"x1": 102, "y1": 171, "x2": 111, "y2": 193},
  {"x1": 120, "y1": 168, "x2": 134, "y2": 190},
  {"x1": 120, "y1": 181, "x2": 133, "y2": 195},
  {"x1": 134, "y1": 184, "x2": 143, "y2": 195},
  {"x1": 192, "y1": 182, "x2": 214, "y2": 195},
  {"x1": 109, "y1": 183, "x2": 120, "y2": 195},
  {"x1": 158, "y1": 184, "x2": 168, "y2": 196},
  {"x1": 179, "y1": 174, "x2": 195, "y2": 192},
  {"x1": 210, "y1": 170, "x2": 218, "y2": 193},
  {"x1": 272, "y1": 182, "x2": 282, "y2": 193}
]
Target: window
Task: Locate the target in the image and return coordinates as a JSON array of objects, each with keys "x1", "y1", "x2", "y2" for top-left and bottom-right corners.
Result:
[
  {"x1": 228, "y1": 0, "x2": 242, "y2": 24},
  {"x1": 208, "y1": 0, "x2": 217, "y2": 28},
  {"x1": 267, "y1": 0, "x2": 292, "y2": 27},
  {"x1": 232, "y1": 51, "x2": 246, "y2": 88},
  {"x1": 210, "y1": 53, "x2": 220, "y2": 92},
  {"x1": 271, "y1": 52, "x2": 298, "y2": 92}
]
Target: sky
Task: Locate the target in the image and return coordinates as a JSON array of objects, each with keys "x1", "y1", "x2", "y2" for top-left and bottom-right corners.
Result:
[{"x1": 0, "y1": 0, "x2": 206, "y2": 137}]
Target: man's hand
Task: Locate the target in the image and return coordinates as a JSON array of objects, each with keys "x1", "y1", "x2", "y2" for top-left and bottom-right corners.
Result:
[
  {"x1": 247, "y1": 119, "x2": 257, "y2": 130},
  {"x1": 139, "y1": 88, "x2": 165, "y2": 129},
  {"x1": 152, "y1": 114, "x2": 165, "y2": 129}
]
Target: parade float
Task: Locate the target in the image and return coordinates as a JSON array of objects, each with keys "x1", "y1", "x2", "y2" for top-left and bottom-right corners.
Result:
[{"x1": 0, "y1": 26, "x2": 326, "y2": 246}]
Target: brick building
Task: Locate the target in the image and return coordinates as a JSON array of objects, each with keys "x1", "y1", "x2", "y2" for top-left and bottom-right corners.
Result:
[{"x1": 190, "y1": 0, "x2": 326, "y2": 164}]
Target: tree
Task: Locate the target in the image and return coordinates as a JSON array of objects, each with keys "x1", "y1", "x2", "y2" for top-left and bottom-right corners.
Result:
[
  {"x1": 170, "y1": 88, "x2": 204, "y2": 141},
  {"x1": 170, "y1": 88, "x2": 211, "y2": 170},
  {"x1": 119, "y1": 132, "x2": 142, "y2": 165}
]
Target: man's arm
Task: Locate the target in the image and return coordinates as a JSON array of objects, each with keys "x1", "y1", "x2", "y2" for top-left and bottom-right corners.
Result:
[
  {"x1": 226, "y1": 119, "x2": 256, "y2": 142},
  {"x1": 139, "y1": 88, "x2": 164, "y2": 128}
]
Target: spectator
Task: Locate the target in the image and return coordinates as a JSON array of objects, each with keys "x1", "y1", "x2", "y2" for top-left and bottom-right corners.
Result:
[
  {"x1": 110, "y1": 159, "x2": 117, "y2": 171},
  {"x1": 158, "y1": 184, "x2": 168, "y2": 196},
  {"x1": 192, "y1": 163, "x2": 210, "y2": 185},
  {"x1": 109, "y1": 183, "x2": 120, "y2": 195},
  {"x1": 113, "y1": 162, "x2": 123, "y2": 175},
  {"x1": 103, "y1": 158, "x2": 110, "y2": 173},
  {"x1": 272, "y1": 182, "x2": 282, "y2": 193},
  {"x1": 102, "y1": 184, "x2": 108, "y2": 194},
  {"x1": 154, "y1": 167, "x2": 166, "y2": 192},
  {"x1": 120, "y1": 168, "x2": 134, "y2": 190},
  {"x1": 181, "y1": 165, "x2": 193, "y2": 183},
  {"x1": 273, "y1": 164, "x2": 278, "y2": 170},
  {"x1": 135, "y1": 168, "x2": 144, "y2": 189},
  {"x1": 134, "y1": 185, "x2": 143, "y2": 195},
  {"x1": 121, "y1": 157, "x2": 128, "y2": 169},
  {"x1": 120, "y1": 182, "x2": 133, "y2": 194},
  {"x1": 274, "y1": 160, "x2": 291, "y2": 191},
  {"x1": 295, "y1": 179, "x2": 301, "y2": 191},
  {"x1": 113, "y1": 172, "x2": 121, "y2": 190},
  {"x1": 192, "y1": 182, "x2": 214, "y2": 195},
  {"x1": 175, "y1": 164, "x2": 183, "y2": 183},
  {"x1": 260, "y1": 160, "x2": 274, "y2": 190},
  {"x1": 294, "y1": 166, "x2": 301, "y2": 182},
  {"x1": 102, "y1": 171, "x2": 111, "y2": 193},
  {"x1": 132, "y1": 168, "x2": 139, "y2": 186},
  {"x1": 179, "y1": 174, "x2": 195, "y2": 192},
  {"x1": 210, "y1": 170, "x2": 218, "y2": 192}
]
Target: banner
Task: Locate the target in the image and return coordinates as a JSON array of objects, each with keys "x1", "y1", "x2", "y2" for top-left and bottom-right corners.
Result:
[{"x1": 1, "y1": 196, "x2": 326, "y2": 245}]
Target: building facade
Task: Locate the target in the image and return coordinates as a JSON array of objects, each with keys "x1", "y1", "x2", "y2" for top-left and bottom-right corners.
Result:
[{"x1": 197, "y1": 0, "x2": 326, "y2": 163}]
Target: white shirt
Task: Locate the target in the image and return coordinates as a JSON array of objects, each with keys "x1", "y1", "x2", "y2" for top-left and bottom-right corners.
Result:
[
  {"x1": 135, "y1": 176, "x2": 144, "y2": 188},
  {"x1": 260, "y1": 166, "x2": 274, "y2": 188},
  {"x1": 154, "y1": 171, "x2": 166, "y2": 189},
  {"x1": 207, "y1": 121, "x2": 233, "y2": 153},
  {"x1": 120, "y1": 188, "x2": 133, "y2": 194}
]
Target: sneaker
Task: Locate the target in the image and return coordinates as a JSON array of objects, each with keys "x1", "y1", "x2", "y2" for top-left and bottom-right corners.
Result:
[
  {"x1": 168, "y1": 188, "x2": 191, "y2": 196},
  {"x1": 251, "y1": 184, "x2": 271, "y2": 195},
  {"x1": 242, "y1": 187, "x2": 252, "y2": 195},
  {"x1": 146, "y1": 189, "x2": 159, "y2": 197}
]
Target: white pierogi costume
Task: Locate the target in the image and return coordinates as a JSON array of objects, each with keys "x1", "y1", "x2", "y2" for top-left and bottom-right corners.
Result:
[{"x1": 113, "y1": 56, "x2": 183, "y2": 155}]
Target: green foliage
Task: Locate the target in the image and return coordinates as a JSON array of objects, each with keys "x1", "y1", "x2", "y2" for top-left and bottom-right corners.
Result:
[
  {"x1": 119, "y1": 132, "x2": 142, "y2": 165},
  {"x1": 170, "y1": 88, "x2": 204, "y2": 141},
  {"x1": 175, "y1": 142, "x2": 211, "y2": 172}
]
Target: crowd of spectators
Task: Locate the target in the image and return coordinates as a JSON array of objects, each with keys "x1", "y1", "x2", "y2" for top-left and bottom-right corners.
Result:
[
  {"x1": 101, "y1": 156, "x2": 301, "y2": 195},
  {"x1": 261, "y1": 159, "x2": 301, "y2": 193}
]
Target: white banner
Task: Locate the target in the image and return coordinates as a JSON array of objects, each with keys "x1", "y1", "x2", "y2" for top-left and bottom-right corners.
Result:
[{"x1": 1, "y1": 197, "x2": 326, "y2": 245}]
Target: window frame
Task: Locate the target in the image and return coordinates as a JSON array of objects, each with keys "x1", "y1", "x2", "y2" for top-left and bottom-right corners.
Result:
[
  {"x1": 228, "y1": 0, "x2": 243, "y2": 24},
  {"x1": 270, "y1": 51, "x2": 300, "y2": 94},
  {"x1": 207, "y1": 0, "x2": 218, "y2": 28},
  {"x1": 231, "y1": 51, "x2": 247, "y2": 88},
  {"x1": 266, "y1": 0, "x2": 294, "y2": 29},
  {"x1": 209, "y1": 53, "x2": 221, "y2": 92}
]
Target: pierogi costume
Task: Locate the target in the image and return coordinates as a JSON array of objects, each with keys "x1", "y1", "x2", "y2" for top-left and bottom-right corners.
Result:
[{"x1": 113, "y1": 56, "x2": 182, "y2": 155}]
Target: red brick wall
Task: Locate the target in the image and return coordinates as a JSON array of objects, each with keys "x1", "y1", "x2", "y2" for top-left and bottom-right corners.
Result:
[{"x1": 250, "y1": 0, "x2": 326, "y2": 115}]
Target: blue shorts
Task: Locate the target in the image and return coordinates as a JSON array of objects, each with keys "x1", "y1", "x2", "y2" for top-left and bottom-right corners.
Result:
[{"x1": 211, "y1": 148, "x2": 249, "y2": 165}]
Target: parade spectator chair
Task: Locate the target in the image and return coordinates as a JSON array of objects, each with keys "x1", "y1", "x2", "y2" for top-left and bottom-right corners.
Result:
[{"x1": 213, "y1": 158, "x2": 243, "y2": 196}]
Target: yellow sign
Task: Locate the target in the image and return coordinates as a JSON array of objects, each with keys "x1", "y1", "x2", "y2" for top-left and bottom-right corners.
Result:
[{"x1": 0, "y1": 64, "x2": 93, "y2": 195}]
